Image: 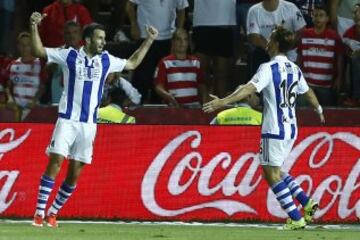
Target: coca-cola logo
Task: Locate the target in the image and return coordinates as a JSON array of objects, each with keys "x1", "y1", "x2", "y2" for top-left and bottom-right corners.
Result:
[
  {"x1": 0, "y1": 128, "x2": 31, "y2": 213},
  {"x1": 0, "y1": 128, "x2": 31, "y2": 161},
  {"x1": 141, "y1": 130, "x2": 360, "y2": 219}
]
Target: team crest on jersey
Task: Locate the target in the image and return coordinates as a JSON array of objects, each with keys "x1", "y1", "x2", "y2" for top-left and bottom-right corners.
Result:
[{"x1": 94, "y1": 61, "x2": 100, "y2": 67}]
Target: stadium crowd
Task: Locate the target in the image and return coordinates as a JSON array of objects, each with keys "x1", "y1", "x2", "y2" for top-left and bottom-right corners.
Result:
[{"x1": 0, "y1": 0, "x2": 360, "y2": 122}]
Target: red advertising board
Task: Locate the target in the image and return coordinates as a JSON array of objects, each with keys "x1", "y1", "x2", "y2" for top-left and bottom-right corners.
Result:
[{"x1": 0, "y1": 123, "x2": 359, "y2": 222}]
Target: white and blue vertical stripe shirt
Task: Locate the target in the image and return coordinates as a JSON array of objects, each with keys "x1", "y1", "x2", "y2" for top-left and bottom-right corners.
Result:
[
  {"x1": 45, "y1": 47, "x2": 127, "y2": 123},
  {"x1": 250, "y1": 55, "x2": 309, "y2": 140}
]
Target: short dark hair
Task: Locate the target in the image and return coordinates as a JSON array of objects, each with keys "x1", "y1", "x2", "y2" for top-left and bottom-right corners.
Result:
[
  {"x1": 82, "y1": 23, "x2": 105, "y2": 40},
  {"x1": 64, "y1": 20, "x2": 81, "y2": 30},
  {"x1": 109, "y1": 87, "x2": 128, "y2": 107},
  {"x1": 313, "y1": 3, "x2": 329, "y2": 15},
  {"x1": 272, "y1": 26, "x2": 295, "y2": 53},
  {"x1": 17, "y1": 31, "x2": 30, "y2": 42}
]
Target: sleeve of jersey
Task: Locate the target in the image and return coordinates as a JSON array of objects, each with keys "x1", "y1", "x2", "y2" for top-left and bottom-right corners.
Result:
[
  {"x1": 45, "y1": 48, "x2": 70, "y2": 65},
  {"x1": 292, "y1": 5, "x2": 306, "y2": 31},
  {"x1": 196, "y1": 62, "x2": 205, "y2": 84},
  {"x1": 108, "y1": 55, "x2": 127, "y2": 73},
  {"x1": 249, "y1": 64, "x2": 270, "y2": 93},
  {"x1": 246, "y1": 8, "x2": 260, "y2": 35},
  {"x1": 154, "y1": 61, "x2": 167, "y2": 85},
  {"x1": 297, "y1": 70, "x2": 309, "y2": 94}
]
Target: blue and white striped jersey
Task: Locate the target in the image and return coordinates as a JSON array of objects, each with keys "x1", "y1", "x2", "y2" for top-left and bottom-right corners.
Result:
[
  {"x1": 45, "y1": 47, "x2": 127, "y2": 123},
  {"x1": 250, "y1": 55, "x2": 309, "y2": 140}
]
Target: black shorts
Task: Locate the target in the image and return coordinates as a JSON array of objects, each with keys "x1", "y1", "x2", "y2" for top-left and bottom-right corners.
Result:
[{"x1": 192, "y1": 26, "x2": 235, "y2": 58}]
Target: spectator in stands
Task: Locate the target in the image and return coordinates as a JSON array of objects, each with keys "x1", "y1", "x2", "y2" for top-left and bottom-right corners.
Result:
[
  {"x1": 0, "y1": 53, "x2": 13, "y2": 104},
  {"x1": 154, "y1": 29, "x2": 207, "y2": 108},
  {"x1": 39, "y1": 0, "x2": 92, "y2": 47},
  {"x1": 297, "y1": 4, "x2": 344, "y2": 106},
  {"x1": 103, "y1": 72, "x2": 141, "y2": 106},
  {"x1": 5, "y1": 32, "x2": 47, "y2": 121},
  {"x1": 210, "y1": 88, "x2": 262, "y2": 125},
  {"x1": 192, "y1": 0, "x2": 236, "y2": 98},
  {"x1": 288, "y1": 0, "x2": 327, "y2": 27},
  {"x1": 246, "y1": 0, "x2": 306, "y2": 77},
  {"x1": 0, "y1": 0, "x2": 15, "y2": 54},
  {"x1": 330, "y1": 0, "x2": 358, "y2": 36},
  {"x1": 235, "y1": 0, "x2": 260, "y2": 65},
  {"x1": 126, "y1": 0, "x2": 188, "y2": 103},
  {"x1": 50, "y1": 21, "x2": 83, "y2": 104},
  {"x1": 63, "y1": 20, "x2": 83, "y2": 49},
  {"x1": 97, "y1": 87, "x2": 136, "y2": 124},
  {"x1": 342, "y1": 3, "x2": 360, "y2": 107}
]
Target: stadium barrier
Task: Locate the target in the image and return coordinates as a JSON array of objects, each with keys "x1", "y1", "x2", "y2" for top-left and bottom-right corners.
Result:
[
  {"x1": 0, "y1": 123, "x2": 359, "y2": 223},
  {"x1": 2, "y1": 106, "x2": 360, "y2": 126}
]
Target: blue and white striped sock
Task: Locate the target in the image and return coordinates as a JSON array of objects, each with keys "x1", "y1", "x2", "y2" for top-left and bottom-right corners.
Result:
[
  {"x1": 47, "y1": 182, "x2": 76, "y2": 216},
  {"x1": 282, "y1": 174, "x2": 310, "y2": 207},
  {"x1": 271, "y1": 180, "x2": 302, "y2": 221},
  {"x1": 35, "y1": 175, "x2": 55, "y2": 217}
]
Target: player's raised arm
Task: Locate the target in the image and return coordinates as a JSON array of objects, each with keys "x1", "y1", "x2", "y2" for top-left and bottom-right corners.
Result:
[
  {"x1": 303, "y1": 88, "x2": 325, "y2": 124},
  {"x1": 29, "y1": 12, "x2": 47, "y2": 59},
  {"x1": 124, "y1": 25, "x2": 158, "y2": 70}
]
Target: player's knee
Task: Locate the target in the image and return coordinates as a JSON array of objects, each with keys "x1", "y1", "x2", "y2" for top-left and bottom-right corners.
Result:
[{"x1": 262, "y1": 167, "x2": 281, "y2": 185}]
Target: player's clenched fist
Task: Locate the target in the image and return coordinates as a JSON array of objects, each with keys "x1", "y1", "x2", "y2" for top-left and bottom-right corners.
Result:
[
  {"x1": 145, "y1": 25, "x2": 159, "y2": 40},
  {"x1": 30, "y1": 12, "x2": 47, "y2": 26}
]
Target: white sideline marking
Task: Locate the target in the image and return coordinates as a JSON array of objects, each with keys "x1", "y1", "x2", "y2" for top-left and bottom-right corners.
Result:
[{"x1": 0, "y1": 220, "x2": 359, "y2": 230}]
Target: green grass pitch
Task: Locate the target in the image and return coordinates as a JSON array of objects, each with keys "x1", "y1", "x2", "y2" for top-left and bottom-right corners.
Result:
[{"x1": 0, "y1": 221, "x2": 359, "y2": 240}]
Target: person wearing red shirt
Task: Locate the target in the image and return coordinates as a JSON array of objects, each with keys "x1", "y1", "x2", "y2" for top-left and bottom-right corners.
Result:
[
  {"x1": 0, "y1": 53, "x2": 13, "y2": 103},
  {"x1": 39, "y1": 0, "x2": 92, "y2": 47},
  {"x1": 5, "y1": 32, "x2": 47, "y2": 120},
  {"x1": 297, "y1": 4, "x2": 344, "y2": 106},
  {"x1": 154, "y1": 29, "x2": 207, "y2": 107}
]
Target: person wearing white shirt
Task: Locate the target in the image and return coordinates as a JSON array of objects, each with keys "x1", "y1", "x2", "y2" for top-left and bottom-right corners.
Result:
[
  {"x1": 29, "y1": 11, "x2": 158, "y2": 228},
  {"x1": 246, "y1": 0, "x2": 306, "y2": 78},
  {"x1": 329, "y1": 0, "x2": 358, "y2": 37},
  {"x1": 204, "y1": 26, "x2": 324, "y2": 230}
]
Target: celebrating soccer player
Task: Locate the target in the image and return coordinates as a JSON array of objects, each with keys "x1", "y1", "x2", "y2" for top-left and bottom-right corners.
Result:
[
  {"x1": 29, "y1": 11, "x2": 158, "y2": 228},
  {"x1": 203, "y1": 26, "x2": 325, "y2": 230}
]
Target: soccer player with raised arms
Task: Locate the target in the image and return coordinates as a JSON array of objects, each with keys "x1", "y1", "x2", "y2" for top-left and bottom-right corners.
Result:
[
  {"x1": 204, "y1": 26, "x2": 325, "y2": 230},
  {"x1": 29, "y1": 11, "x2": 158, "y2": 227}
]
